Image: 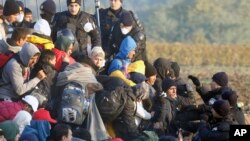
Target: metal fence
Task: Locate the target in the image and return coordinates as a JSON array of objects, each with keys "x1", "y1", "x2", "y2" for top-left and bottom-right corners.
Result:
[{"x1": 0, "y1": 0, "x2": 92, "y2": 20}]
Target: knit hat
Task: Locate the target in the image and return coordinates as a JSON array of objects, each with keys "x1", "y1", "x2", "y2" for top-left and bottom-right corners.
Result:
[
  {"x1": 144, "y1": 61, "x2": 157, "y2": 78},
  {"x1": 120, "y1": 12, "x2": 133, "y2": 26},
  {"x1": 16, "y1": 1, "x2": 24, "y2": 12},
  {"x1": 34, "y1": 19, "x2": 51, "y2": 36},
  {"x1": 212, "y1": 72, "x2": 228, "y2": 87},
  {"x1": 3, "y1": 0, "x2": 20, "y2": 16},
  {"x1": 67, "y1": 0, "x2": 81, "y2": 6},
  {"x1": 22, "y1": 95, "x2": 39, "y2": 112},
  {"x1": 13, "y1": 110, "x2": 32, "y2": 134},
  {"x1": 212, "y1": 100, "x2": 230, "y2": 117},
  {"x1": 162, "y1": 78, "x2": 176, "y2": 92},
  {"x1": 40, "y1": 0, "x2": 56, "y2": 15},
  {"x1": 55, "y1": 35, "x2": 73, "y2": 52},
  {"x1": 89, "y1": 46, "x2": 105, "y2": 59},
  {"x1": 130, "y1": 72, "x2": 147, "y2": 84},
  {"x1": 222, "y1": 91, "x2": 238, "y2": 107},
  {"x1": 171, "y1": 61, "x2": 180, "y2": 77},
  {"x1": 33, "y1": 108, "x2": 57, "y2": 124}
]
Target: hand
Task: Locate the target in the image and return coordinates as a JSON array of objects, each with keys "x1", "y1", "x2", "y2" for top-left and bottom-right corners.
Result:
[
  {"x1": 37, "y1": 70, "x2": 46, "y2": 80},
  {"x1": 188, "y1": 75, "x2": 201, "y2": 87},
  {"x1": 153, "y1": 122, "x2": 163, "y2": 129}
]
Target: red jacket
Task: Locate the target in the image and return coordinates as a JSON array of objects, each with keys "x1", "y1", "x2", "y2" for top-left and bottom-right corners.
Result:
[
  {"x1": 0, "y1": 101, "x2": 24, "y2": 122},
  {"x1": 52, "y1": 48, "x2": 75, "y2": 72}
]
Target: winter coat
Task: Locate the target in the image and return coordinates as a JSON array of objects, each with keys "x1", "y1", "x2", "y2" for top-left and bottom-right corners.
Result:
[
  {"x1": 113, "y1": 86, "x2": 140, "y2": 141},
  {"x1": 0, "y1": 38, "x2": 22, "y2": 54},
  {"x1": 193, "y1": 118, "x2": 235, "y2": 141},
  {"x1": 52, "y1": 11, "x2": 101, "y2": 56},
  {"x1": 20, "y1": 120, "x2": 50, "y2": 141},
  {"x1": 52, "y1": 48, "x2": 75, "y2": 72},
  {"x1": 0, "y1": 120, "x2": 19, "y2": 141},
  {"x1": 197, "y1": 86, "x2": 232, "y2": 105},
  {"x1": 0, "y1": 43, "x2": 41, "y2": 99},
  {"x1": 175, "y1": 77, "x2": 196, "y2": 105},
  {"x1": 0, "y1": 101, "x2": 24, "y2": 122},
  {"x1": 27, "y1": 34, "x2": 54, "y2": 50}
]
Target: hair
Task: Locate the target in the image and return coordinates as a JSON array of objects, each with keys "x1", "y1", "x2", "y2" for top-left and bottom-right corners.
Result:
[
  {"x1": 39, "y1": 50, "x2": 55, "y2": 64},
  {"x1": 24, "y1": 8, "x2": 32, "y2": 15},
  {"x1": 11, "y1": 27, "x2": 30, "y2": 42},
  {"x1": 51, "y1": 124, "x2": 71, "y2": 140}
]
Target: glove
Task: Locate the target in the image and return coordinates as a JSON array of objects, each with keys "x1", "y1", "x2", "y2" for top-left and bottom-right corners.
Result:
[{"x1": 188, "y1": 75, "x2": 201, "y2": 87}]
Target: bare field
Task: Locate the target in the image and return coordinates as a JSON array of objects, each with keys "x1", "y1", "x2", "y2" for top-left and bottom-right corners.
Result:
[{"x1": 147, "y1": 43, "x2": 250, "y2": 114}]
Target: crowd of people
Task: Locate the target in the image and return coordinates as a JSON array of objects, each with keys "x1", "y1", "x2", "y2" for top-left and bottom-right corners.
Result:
[{"x1": 0, "y1": 0, "x2": 245, "y2": 141}]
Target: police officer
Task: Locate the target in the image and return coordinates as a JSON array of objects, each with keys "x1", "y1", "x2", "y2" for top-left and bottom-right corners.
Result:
[
  {"x1": 99, "y1": 0, "x2": 147, "y2": 62},
  {"x1": 51, "y1": 0, "x2": 101, "y2": 60}
]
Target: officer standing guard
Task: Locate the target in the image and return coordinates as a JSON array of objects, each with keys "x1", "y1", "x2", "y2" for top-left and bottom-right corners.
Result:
[
  {"x1": 99, "y1": 0, "x2": 147, "y2": 62},
  {"x1": 51, "y1": 0, "x2": 101, "y2": 60}
]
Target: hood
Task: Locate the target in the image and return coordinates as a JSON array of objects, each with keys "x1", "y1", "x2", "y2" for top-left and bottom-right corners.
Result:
[
  {"x1": 27, "y1": 35, "x2": 54, "y2": 50},
  {"x1": 153, "y1": 57, "x2": 172, "y2": 80},
  {"x1": 19, "y1": 42, "x2": 40, "y2": 67},
  {"x1": 56, "y1": 62, "x2": 103, "y2": 89},
  {"x1": 55, "y1": 35, "x2": 73, "y2": 52},
  {"x1": 0, "y1": 39, "x2": 21, "y2": 53},
  {"x1": 30, "y1": 120, "x2": 50, "y2": 141},
  {"x1": 116, "y1": 36, "x2": 136, "y2": 59},
  {"x1": 13, "y1": 110, "x2": 32, "y2": 134}
]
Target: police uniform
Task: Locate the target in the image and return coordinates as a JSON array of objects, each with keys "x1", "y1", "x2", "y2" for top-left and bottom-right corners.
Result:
[
  {"x1": 51, "y1": 11, "x2": 101, "y2": 58},
  {"x1": 99, "y1": 8, "x2": 147, "y2": 62}
]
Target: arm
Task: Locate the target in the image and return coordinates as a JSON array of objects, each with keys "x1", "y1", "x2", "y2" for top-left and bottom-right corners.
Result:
[
  {"x1": 6, "y1": 62, "x2": 40, "y2": 95},
  {"x1": 136, "y1": 101, "x2": 151, "y2": 120}
]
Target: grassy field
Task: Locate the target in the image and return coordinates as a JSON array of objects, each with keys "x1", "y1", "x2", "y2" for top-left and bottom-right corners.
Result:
[{"x1": 147, "y1": 42, "x2": 250, "y2": 112}]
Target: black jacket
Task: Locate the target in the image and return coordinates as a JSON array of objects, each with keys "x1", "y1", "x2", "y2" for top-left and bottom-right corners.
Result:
[
  {"x1": 52, "y1": 11, "x2": 101, "y2": 56},
  {"x1": 197, "y1": 86, "x2": 232, "y2": 105},
  {"x1": 194, "y1": 118, "x2": 235, "y2": 141}
]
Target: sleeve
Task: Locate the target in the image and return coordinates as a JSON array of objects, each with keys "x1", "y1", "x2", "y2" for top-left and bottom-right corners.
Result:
[
  {"x1": 88, "y1": 16, "x2": 101, "y2": 47},
  {"x1": 136, "y1": 101, "x2": 151, "y2": 120},
  {"x1": 198, "y1": 122, "x2": 229, "y2": 141},
  {"x1": 6, "y1": 62, "x2": 40, "y2": 95},
  {"x1": 110, "y1": 70, "x2": 136, "y2": 87}
]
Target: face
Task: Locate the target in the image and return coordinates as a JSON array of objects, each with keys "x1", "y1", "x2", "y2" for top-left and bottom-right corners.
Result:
[
  {"x1": 127, "y1": 50, "x2": 135, "y2": 59},
  {"x1": 49, "y1": 56, "x2": 56, "y2": 66},
  {"x1": 24, "y1": 13, "x2": 33, "y2": 22},
  {"x1": 120, "y1": 23, "x2": 133, "y2": 35},
  {"x1": 167, "y1": 86, "x2": 177, "y2": 99},
  {"x1": 28, "y1": 54, "x2": 40, "y2": 68},
  {"x1": 147, "y1": 74, "x2": 157, "y2": 85},
  {"x1": 66, "y1": 44, "x2": 74, "y2": 56},
  {"x1": 6, "y1": 13, "x2": 19, "y2": 23},
  {"x1": 62, "y1": 129, "x2": 72, "y2": 141},
  {"x1": 68, "y1": 3, "x2": 80, "y2": 16},
  {"x1": 210, "y1": 80, "x2": 220, "y2": 90},
  {"x1": 17, "y1": 36, "x2": 28, "y2": 47},
  {"x1": 91, "y1": 55, "x2": 104, "y2": 68},
  {"x1": 110, "y1": 0, "x2": 122, "y2": 10}
]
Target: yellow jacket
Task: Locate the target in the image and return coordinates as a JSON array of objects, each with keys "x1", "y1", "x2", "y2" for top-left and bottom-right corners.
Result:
[{"x1": 27, "y1": 35, "x2": 54, "y2": 50}]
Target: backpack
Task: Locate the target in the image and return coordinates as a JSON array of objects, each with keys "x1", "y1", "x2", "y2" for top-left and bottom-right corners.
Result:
[
  {"x1": 58, "y1": 81, "x2": 90, "y2": 125},
  {"x1": 95, "y1": 86, "x2": 128, "y2": 122}
]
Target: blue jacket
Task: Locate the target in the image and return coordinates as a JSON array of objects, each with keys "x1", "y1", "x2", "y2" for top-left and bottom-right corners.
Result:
[{"x1": 108, "y1": 36, "x2": 137, "y2": 74}]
